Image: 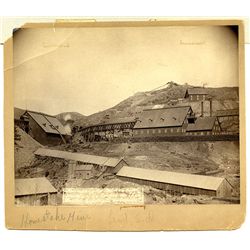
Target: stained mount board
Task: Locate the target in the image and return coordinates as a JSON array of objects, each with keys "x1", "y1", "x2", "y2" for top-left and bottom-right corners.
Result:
[{"x1": 4, "y1": 19, "x2": 245, "y2": 231}]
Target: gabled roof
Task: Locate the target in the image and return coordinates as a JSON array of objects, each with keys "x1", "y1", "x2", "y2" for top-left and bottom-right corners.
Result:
[
  {"x1": 215, "y1": 109, "x2": 239, "y2": 117},
  {"x1": 14, "y1": 108, "x2": 26, "y2": 120},
  {"x1": 186, "y1": 117, "x2": 217, "y2": 132},
  {"x1": 15, "y1": 177, "x2": 57, "y2": 196},
  {"x1": 25, "y1": 111, "x2": 69, "y2": 136},
  {"x1": 133, "y1": 106, "x2": 192, "y2": 129},
  {"x1": 34, "y1": 148, "x2": 126, "y2": 168},
  {"x1": 117, "y1": 166, "x2": 225, "y2": 191},
  {"x1": 186, "y1": 88, "x2": 208, "y2": 95}
]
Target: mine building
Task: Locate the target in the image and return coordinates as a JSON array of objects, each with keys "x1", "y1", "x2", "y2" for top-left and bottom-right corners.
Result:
[
  {"x1": 184, "y1": 88, "x2": 208, "y2": 102},
  {"x1": 35, "y1": 148, "x2": 128, "y2": 174},
  {"x1": 215, "y1": 109, "x2": 239, "y2": 123},
  {"x1": 186, "y1": 116, "x2": 222, "y2": 135},
  {"x1": 15, "y1": 177, "x2": 57, "y2": 206},
  {"x1": 80, "y1": 117, "x2": 136, "y2": 142},
  {"x1": 72, "y1": 164, "x2": 94, "y2": 179},
  {"x1": 20, "y1": 110, "x2": 71, "y2": 146},
  {"x1": 133, "y1": 106, "x2": 195, "y2": 137},
  {"x1": 117, "y1": 167, "x2": 233, "y2": 198}
]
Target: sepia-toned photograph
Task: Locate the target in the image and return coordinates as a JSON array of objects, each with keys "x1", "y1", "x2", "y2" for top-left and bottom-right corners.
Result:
[{"x1": 12, "y1": 22, "x2": 241, "y2": 209}]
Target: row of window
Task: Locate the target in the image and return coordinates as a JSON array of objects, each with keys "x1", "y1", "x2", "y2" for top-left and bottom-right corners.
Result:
[
  {"x1": 186, "y1": 131, "x2": 220, "y2": 135},
  {"x1": 134, "y1": 127, "x2": 185, "y2": 135},
  {"x1": 190, "y1": 94, "x2": 206, "y2": 101}
]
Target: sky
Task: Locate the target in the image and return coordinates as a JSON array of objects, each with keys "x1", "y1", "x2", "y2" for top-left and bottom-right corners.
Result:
[{"x1": 13, "y1": 25, "x2": 238, "y2": 116}]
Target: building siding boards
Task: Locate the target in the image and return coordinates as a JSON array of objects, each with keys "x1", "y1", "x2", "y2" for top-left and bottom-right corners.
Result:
[
  {"x1": 117, "y1": 167, "x2": 231, "y2": 198},
  {"x1": 15, "y1": 193, "x2": 57, "y2": 206},
  {"x1": 185, "y1": 88, "x2": 208, "y2": 102},
  {"x1": 15, "y1": 177, "x2": 58, "y2": 205}
]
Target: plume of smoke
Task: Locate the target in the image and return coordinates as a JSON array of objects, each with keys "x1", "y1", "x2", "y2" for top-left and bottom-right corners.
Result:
[
  {"x1": 64, "y1": 113, "x2": 72, "y2": 121},
  {"x1": 63, "y1": 113, "x2": 73, "y2": 135}
]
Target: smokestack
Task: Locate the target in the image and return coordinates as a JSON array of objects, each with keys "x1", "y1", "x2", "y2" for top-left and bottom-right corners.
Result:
[
  {"x1": 210, "y1": 99, "x2": 212, "y2": 117},
  {"x1": 201, "y1": 101, "x2": 204, "y2": 117}
]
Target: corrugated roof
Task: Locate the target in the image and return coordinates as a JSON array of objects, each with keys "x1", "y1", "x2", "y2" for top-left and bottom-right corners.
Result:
[
  {"x1": 117, "y1": 167, "x2": 224, "y2": 190},
  {"x1": 26, "y1": 111, "x2": 69, "y2": 136},
  {"x1": 34, "y1": 148, "x2": 125, "y2": 168},
  {"x1": 187, "y1": 88, "x2": 208, "y2": 95},
  {"x1": 15, "y1": 177, "x2": 57, "y2": 196},
  {"x1": 186, "y1": 117, "x2": 216, "y2": 132},
  {"x1": 215, "y1": 109, "x2": 239, "y2": 117},
  {"x1": 134, "y1": 106, "x2": 191, "y2": 129},
  {"x1": 74, "y1": 164, "x2": 94, "y2": 171}
]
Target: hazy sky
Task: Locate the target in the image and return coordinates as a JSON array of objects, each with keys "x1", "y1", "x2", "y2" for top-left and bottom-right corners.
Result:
[{"x1": 13, "y1": 25, "x2": 238, "y2": 116}]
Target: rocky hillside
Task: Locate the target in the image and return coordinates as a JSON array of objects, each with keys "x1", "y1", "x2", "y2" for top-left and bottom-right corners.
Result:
[{"x1": 72, "y1": 82, "x2": 239, "y2": 128}]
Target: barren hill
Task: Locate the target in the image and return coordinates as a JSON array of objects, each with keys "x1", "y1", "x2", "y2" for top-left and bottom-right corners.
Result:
[{"x1": 73, "y1": 82, "x2": 239, "y2": 128}]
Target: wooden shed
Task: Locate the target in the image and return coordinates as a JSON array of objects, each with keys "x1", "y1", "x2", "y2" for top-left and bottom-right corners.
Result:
[
  {"x1": 15, "y1": 177, "x2": 57, "y2": 206},
  {"x1": 116, "y1": 167, "x2": 233, "y2": 198},
  {"x1": 34, "y1": 148, "x2": 128, "y2": 174}
]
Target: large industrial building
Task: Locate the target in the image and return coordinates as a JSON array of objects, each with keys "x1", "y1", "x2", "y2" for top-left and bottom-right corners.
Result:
[
  {"x1": 19, "y1": 111, "x2": 71, "y2": 146},
  {"x1": 117, "y1": 166, "x2": 233, "y2": 198},
  {"x1": 133, "y1": 106, "x2": 195, "y2": 137}
]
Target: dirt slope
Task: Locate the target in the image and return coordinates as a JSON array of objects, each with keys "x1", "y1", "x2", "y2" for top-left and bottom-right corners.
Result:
[{"x1": 14, "y1": 126, "x2": 43, "y2": 170}]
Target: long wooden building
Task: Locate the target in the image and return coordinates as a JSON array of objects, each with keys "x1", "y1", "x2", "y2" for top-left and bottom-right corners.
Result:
[
  {"x1": 117, "y1": 167, "x2": 233, "y2": 198},
  {"x1": 34, "y1": 148, "x2": 128, "y2": 174}
]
